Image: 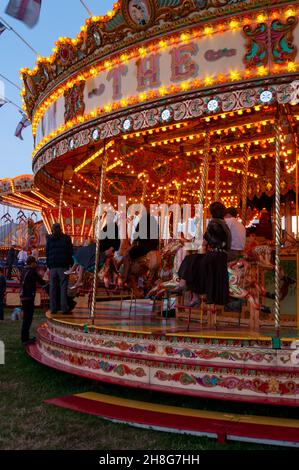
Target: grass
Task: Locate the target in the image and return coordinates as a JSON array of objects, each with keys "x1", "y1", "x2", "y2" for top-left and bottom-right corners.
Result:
[{"x1": 0, "y1": 310, "x2": 293, "y2": 450}]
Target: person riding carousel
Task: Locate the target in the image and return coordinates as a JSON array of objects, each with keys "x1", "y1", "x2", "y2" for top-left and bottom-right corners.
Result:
[
  {"x1": 122, "y1": 212, "x2": 160, "y2": 295},
  {"x1": 174, "y1": 201, "x2": 231, "y2": 307},
  {"x1": 66, "y1": 218, "x2": 120, "y2": 290}
]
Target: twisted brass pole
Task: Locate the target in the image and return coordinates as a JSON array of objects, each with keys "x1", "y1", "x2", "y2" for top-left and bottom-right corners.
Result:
[
  {"x1": 173, "y1": 183, "x2": 182, "y2": 239},
  {"x1": 241, "y1": 144, "x2": 250, "y2": 225},
  {"x1": 90, "y1": 152, "x2": 108, "y2": 325},
  {"x1": 296, "y1": 145, "x2": 299, "y2": 239},
  {"x1": 198, "y1": 132, "x2": 210, "y2": 205},
  {"x1": 161, "y1": 185, "x2": 169, "y2": 242},
  {"x1": 58, "y1": 180, "x2": 65, "y2": 223},
  {"x1": 196, "y1": 132, "x2": 210, "y2": 243},
  {"x1": 214, "y1": 147, "x2": 221, "y2": 202},
  {"x1": 141, "y1": 178, "x2": 147, "y2": 206},
  {"x1": 274, "y1": 112, "x2": 281, "y2": 336}
]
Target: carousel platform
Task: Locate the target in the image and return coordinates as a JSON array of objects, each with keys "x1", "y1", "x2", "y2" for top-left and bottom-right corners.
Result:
[
  {"x1": 45, "y1": 392, "x2": 299, "y2": 447},
  {"x1": 27, "y1": 298, "x2": 299, "y2": 407}
]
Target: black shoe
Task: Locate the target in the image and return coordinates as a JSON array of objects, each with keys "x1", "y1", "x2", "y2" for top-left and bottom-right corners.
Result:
[
  {"x1": 22, "y1": 337, "x2": 36, "y2": 346},
  {"x1": 260, "y1": 305, "x2": 271, "y2": 314}
]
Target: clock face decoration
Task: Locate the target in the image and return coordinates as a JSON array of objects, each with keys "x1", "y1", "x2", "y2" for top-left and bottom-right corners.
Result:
[
  {"x1": 92, "y1": 129, "x2": 100, "y2": 141},
  {"x1": 161, "y1": 108, "x2": 173, "y2": 123},
  {"x1": 69, "y1": 138, "x2": 75, "y2": 150},
  {"x1": 260, "y1": 90, "x2": 273, "y2": 103},
  {"x1": 123, "y1": 118, "x2": 133, "y2": 132},
  {"x1": 207, "y1": 99, "x2": 219, "y2": 112}
]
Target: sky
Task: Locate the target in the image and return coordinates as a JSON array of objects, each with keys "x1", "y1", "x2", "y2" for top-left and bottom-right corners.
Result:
[{"x1": 0, "y1": 0, "x2": 115, "y2": 182}]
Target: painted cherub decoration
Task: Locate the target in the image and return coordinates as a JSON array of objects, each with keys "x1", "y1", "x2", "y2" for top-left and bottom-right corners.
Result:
[{"x1": 129, "y1": 0, "x2": 150, "y2": 26}]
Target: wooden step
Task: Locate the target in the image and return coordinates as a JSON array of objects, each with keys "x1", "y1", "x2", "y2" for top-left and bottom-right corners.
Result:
[{"x1": 45, "y1": 392, "x2": 299, "y2": 447}]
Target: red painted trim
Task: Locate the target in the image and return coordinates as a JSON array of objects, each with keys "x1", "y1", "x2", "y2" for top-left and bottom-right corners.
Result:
[
  {"x1": 27, "y1": 343, "x2": 299, "y2": 407},
  {"x1": 45, "y1": 395, "x2": 299, "y2": 445}
]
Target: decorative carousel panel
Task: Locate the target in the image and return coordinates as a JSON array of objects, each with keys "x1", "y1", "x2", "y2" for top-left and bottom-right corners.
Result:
[
  {"x1": 0, "y1": 179, "x2": 13, "y2": 195},
  {"x1": 42, "y1": 207, "x2": 94, "y2": 241},
  {"x1": 13, "y1": 176, "x2": 34, "y2": 193}
]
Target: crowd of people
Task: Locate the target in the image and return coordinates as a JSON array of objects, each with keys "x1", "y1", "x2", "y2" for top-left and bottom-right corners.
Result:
[{"x1": 3, "y1": 244, "x2": 40, "y2": 280}]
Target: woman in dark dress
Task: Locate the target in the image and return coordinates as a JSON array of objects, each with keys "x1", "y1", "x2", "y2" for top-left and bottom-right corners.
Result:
[
  {"x1": 201, "y1": 216, "x2": 230, "y2": 305},
  {"x1": 176, "y1": 201, "x2": 230, "y2": 306}
]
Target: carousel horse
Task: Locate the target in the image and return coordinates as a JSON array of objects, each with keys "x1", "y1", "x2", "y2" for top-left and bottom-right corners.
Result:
[
  {"x1": 232, "y1": 245, "x2": 295, "y2": 306},
  {"x1": 147, "y1": 246, "x2": 268, "y2": 308},
  {"x1": 227, "y1": 259, "x2": 260, "y2": 308},
  {"x1": 146, "y1": 240, "x2": 186, "y2": 298},
  {"x1": 127, "y1": 249, "x2": 161, "y2": 296},
  {"x1": 227, "y1": 246, "x2": 275, "y2": 308},
  {"x1": 251, "y1": 245, "x2": 273, "y2": 268}
]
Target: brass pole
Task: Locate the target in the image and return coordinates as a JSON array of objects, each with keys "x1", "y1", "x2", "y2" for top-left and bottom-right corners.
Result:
[
  {"x1": 295, "y1": 145, "x2": 299, "y2": 329},
  {"x1": 204, "y1": 161, "x2": 210, "y2": 233},
  {"x1": 90, "y1": 152, "x2": 108, "y2": 325},
  {"x1": 214, "y1": 147, "x2": 221, "y2": 202},
  {"x1": 198, "y1": 132, "x2": 210, "y2": 205},
  {"x1": 274, "y1": 112, "x2": 281, "y2": 336},
  {"x1": 91, "y1": 199, "x2": 97, "y2": 238},
  {"x1": 58, "y1": 180, "x2": 65, "y2": 223},
  {"x1": 196, "y1": 132, "x2": 210, "y2": 244},
  {"x1": 296, "y1": 146, "x2": 298, "y2": 238},
  {"x1": 161, "y1": 185, "x2": 169, "y2": 243},
  {"x1": 241, "y1": 144, "x2": 250, "y2": 225},
  {"x1": 141, "y1": 177, "x2": 147, "y2": 206},
  {"x1": 173, "y1": 183, "x2": 182, "y2": 239}
]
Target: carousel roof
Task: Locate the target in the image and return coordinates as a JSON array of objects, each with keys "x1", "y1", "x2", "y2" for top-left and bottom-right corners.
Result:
[
  {"x1": 0, "y1": 175, "x2": 55, "y2": 211},
  {"x1": 18, "y1": 0, "x2": 299, "y2": 211}
]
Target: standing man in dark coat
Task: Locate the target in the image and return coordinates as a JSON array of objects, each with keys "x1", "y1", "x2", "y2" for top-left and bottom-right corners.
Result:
[
  {"x1": 6, "y1": 245, "x2": 16, "y2": 280},
  {"x1": 46, "y1": 223, "x2": 73, "y2": 314},
  {"x1": 20, "y1": 256, "x2": 46, "y2": 344}
]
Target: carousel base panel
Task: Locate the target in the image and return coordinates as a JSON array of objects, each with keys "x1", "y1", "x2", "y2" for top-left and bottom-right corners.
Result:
[
  {"x1": 27, "y1": 300, "x2": 299, "y2": 406},
  {"x1": 45, "y1": 392, "x2": 299, "y2": 447}
]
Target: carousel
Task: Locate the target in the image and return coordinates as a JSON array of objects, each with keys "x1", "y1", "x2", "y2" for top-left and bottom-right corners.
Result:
[
  {"x1": 15, "y1": 0, "x2": 299, "y2": 406},
  {"x1": 0, "y1": 174, "x2": 98, "y2": 246}
]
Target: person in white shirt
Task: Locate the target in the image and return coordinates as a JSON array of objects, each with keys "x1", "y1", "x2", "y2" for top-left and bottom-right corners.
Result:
[
  {"x1": 17, "y1": 247, "x2": 28, "y2": 265},
  {"x1": 224, "y1": 207, "x2": 246, "y2": 261},
  {"x1": 128, "y1": 211, "x2": 141, "y2": 243}
]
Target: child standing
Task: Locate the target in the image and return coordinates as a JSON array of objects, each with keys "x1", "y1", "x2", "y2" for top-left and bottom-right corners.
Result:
[{"x1": 20, "y1": 256, "x2": 46, "y2": 345}]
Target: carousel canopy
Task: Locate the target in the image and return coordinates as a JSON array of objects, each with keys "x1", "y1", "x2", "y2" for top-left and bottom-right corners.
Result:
[{"x1": 18, "y1": 0, "x2": 299, "y2": 212}]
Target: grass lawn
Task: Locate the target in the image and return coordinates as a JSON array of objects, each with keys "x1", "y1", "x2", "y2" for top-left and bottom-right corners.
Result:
[{"x1": 0, "y1": 310, "x2": 293, "y2": 450}]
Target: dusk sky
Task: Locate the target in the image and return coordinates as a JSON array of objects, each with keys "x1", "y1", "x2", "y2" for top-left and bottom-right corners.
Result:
[{"x1": 0, "y1": 0, "x2": 115, "y2": 184}]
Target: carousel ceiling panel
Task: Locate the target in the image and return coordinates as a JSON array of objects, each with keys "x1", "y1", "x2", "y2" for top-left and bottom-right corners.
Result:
[{"x1": 30, "y1": 95, "x2": 299, "y2": 206}]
